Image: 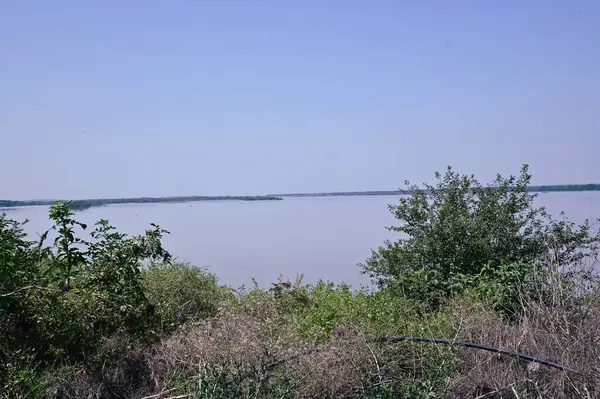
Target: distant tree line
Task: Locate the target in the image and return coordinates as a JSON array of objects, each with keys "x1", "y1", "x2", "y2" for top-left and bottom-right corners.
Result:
[
  {"x1": 2, "y1": 184, "x2": 599, "y2": 211},
  {"x1": 529, "y1": 184, "x2": 600, "y2": 192},
  {"x1": 0, "y1": 195, "x2": 283, "y2": 211},
  {"x1": 270, "y1": 184, "x2": 600, "y2": 198}
]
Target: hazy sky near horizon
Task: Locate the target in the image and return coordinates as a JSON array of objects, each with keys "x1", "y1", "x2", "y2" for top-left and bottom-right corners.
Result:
[{"x1": 2, "y1": 1, "x2": 599, "y2": 200}]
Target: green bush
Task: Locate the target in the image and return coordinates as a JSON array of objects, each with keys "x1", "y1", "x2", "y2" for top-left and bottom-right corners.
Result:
[
  {"x1": 142, "y1": 261, "x2": 229, "y2": 330},
  {"x1": 0, "y1": 202, "x2": 172, "y2": 392},
  {"x1": 361, "y1": 164, "x2": 600, "y2": 312},
  {"x1": 3, "y1": 166, "x2": 598, "y2": 398},
  {"x1": 229, "y1": 276, "x2": 451, "y2": 346}
]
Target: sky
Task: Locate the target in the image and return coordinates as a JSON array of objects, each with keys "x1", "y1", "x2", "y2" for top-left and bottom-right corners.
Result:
[{"x1": 1, "y1": 1, "x2": 599, "y2": 200}]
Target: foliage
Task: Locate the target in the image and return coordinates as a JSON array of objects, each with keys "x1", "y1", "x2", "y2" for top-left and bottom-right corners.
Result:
[
  {"x1": 2, "y1": 166, "x2": 600, "y2": 398},
  {"x1": 228, "y1": 276, "x2": 439, "y2": 343},
  {"x1": 0, "y1": 201, "x2": 172, "y2": 393},
  {"x1": 361, "y1": 164, "x2": 600, "y2": 312},
  {"x1": 133, "y1": 276, "x2": 458, "y2": 399},
  {"x1": 142, "y1": 261, "x2": 230, "y2": 330}
]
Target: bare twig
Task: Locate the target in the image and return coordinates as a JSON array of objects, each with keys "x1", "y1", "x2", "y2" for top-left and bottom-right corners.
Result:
[
  {"x1": 140, "y1": 387, "x2": 176, "y2": 399},
  {"x1": 0, "y1": 285, "x2": 59, "y2": 297}
]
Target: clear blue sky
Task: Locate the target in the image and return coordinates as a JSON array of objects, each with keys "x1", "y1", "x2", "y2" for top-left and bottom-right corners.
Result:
[{"x1": 2, "y1": 1, "x2": 599, "y2": 200}]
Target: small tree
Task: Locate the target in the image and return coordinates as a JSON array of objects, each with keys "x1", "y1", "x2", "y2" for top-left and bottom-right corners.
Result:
[
  {"x1": 1, "y1": 201, "x2": 173, "y2": 378},
  {"x1": 361, "y1": 165, "x2": 600, "y2": 311}
]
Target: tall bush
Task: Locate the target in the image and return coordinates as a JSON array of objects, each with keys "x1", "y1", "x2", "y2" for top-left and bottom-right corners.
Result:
[
  {"x1": 142, "y1": 261, "x2": 227, "y2": 330},
  {"x1": 361, "y1": 165, "x2": 600, "y2": 311},
  {"x1": 0, "y1": 202, "x2": 172, "y2": 393}
]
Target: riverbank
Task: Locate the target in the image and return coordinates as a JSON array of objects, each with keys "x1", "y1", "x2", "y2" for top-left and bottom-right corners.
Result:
[
  {"x1": 269, "y1": 183, "x2": 600, "y2": 198},
  {"x1": 0, "y1": 195, "x2": 283, "y2": 211},
  {"x1": 2, "y1": 183, "x2": 600, "y2": 211}
]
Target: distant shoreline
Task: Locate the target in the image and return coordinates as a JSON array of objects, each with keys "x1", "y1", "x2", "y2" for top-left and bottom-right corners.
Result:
[
  {"x1": 1, "y1": 184, "x2": 599, "y2": 211},
  {"x1": 268, "y1": 184, "x2": 600, "y2": 198},
  {"x1": 0, "y1": 196, "x2": 283, "y2": 211}
]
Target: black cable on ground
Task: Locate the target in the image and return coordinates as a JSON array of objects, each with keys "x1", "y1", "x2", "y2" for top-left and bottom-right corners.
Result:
[
  {"x1": 367, "y1": 336, "x2": 579, "y2": 373},
  {"x1": 267, "y1": 335, "x2": 579, "y2": 374},
  {"x1": 216, "y1": 335, "x2": 579, "y2": 393}
]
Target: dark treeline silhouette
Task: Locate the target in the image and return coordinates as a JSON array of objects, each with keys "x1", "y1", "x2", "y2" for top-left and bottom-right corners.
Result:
[
  {"x1": 270, "y1": 184, "x2": 600, "y2": 198},
  {"x1": 2, "y1": 184, "x2": 599, "y2": 211},
  {"x1": 0, "y1": 195, "x2": 283, "y2": 211}
]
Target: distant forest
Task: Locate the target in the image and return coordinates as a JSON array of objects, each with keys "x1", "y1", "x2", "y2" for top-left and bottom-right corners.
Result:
[
  {"x1": 0, "y1": 196, "x2": 283, "y2": 211},
  {"x1": 269, "y1": 184, "x2": 600, "y2": 198},
  {"x1": 1, "y1": 184, "x2": 599, "y2": 211}
]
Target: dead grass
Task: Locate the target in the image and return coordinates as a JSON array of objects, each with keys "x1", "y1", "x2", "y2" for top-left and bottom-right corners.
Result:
[
  {"x1": 60, "y1": 263, "x2": 600, "y2": 398},
  {"x1": 148, "y1": 313, "x2": 268, "y2": 389},
  {"x1": 145, "y1": 315, "x2": 388, "y2": 398},
  {"x1": 63, "y1": 348, "x2": 154, "y2": 399},
  {"x1": 448, "y1": 281, "x2": 600, "y2": 398},
  {"x1": 61, "y1": 297, "x2": 600, "y2": 398},
  {"x1": 277, "y1": 323, "x2": 374, "y2": 398}
]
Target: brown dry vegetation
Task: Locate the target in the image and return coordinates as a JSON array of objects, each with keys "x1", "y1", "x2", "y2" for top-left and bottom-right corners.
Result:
[
  {"x1": 447, "y1": 277, "x2": 600, "y2": 398},
  {"x1": 54, "y1": 274, "x2": 600, "y2": 399},
  {"x1": 62, "y1": 314, "x2": 378, "y2": 398}
]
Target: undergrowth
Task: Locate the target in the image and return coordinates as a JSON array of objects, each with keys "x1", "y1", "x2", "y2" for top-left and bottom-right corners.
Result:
[{"x1": 2, "y1": 165, "x2": 600, "y2": 398}]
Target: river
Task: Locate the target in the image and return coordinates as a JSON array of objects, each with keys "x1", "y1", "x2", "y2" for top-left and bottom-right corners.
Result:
[{"x1": 3, "y1": 192, "x2": 600, "y2": 289}]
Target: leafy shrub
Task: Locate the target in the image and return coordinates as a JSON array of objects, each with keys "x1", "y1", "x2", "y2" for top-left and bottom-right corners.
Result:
[
  {"x1": 3, "y1": 166, "x2": 599, "y2": 398},
  {"x1": 361, "y1": 164, "x2": 600, "y2": 312},
  {"x1": 0, "y1": 216, "x2": 43, "y2": 373},
  {"x1": 0, "y1": 201, "x2": 172, "y2": 392},
  {"x1": 142, "y1": 261, "x2": 229, "y2": 330}
]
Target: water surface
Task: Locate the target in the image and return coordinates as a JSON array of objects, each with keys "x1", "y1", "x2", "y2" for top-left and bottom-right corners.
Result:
[{"x1": 3, "y1": 192, "x2": 599, "y2": 288}]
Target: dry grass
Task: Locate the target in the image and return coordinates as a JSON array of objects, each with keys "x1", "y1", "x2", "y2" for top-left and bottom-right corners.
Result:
[
  {"x1": 60, "y1": 263, "x2": 600, "y2": 398},
  {"x1": 278, "y1": 323, "x2": 375, "y2": 398},
  {"x1": 61, "y1": 294, "x2": 600, "y2": 399},
  {"x1": 66, "y1": 314, "x2": 400, "y2": 398},
  {"x1": 64, "y1": 348, "x2": 154, "y2": 399},
  {"x1": 148, "y1": 313, "x2": 269, "y2": 389},
  {"x1": 62, "y1": 313, "x2": 272, "y2": 398},
  {"x1": 448, "y1": 273, "x2": 600, "y2": 398},
  {"x1": 145, "y1": 316, "x2": 386, "y2": 398}
]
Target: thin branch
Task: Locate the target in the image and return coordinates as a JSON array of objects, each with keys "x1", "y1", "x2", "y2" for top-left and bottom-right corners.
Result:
[
  {"x1": 0, "y1": 285, "x2": 59, "y2": 297},
  {"x1": 140, "y1": 387, "x2": 176, "y2": 399}
]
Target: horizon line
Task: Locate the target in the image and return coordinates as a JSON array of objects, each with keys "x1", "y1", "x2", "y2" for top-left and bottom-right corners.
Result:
[{"x1": 3, "y1": 183, "x2": 600, "y2": 203}]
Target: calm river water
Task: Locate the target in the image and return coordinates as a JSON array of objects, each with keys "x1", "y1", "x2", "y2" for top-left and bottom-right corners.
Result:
[{"x1": 3, "y1": 192, "x2": 600, "y2": 288}]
